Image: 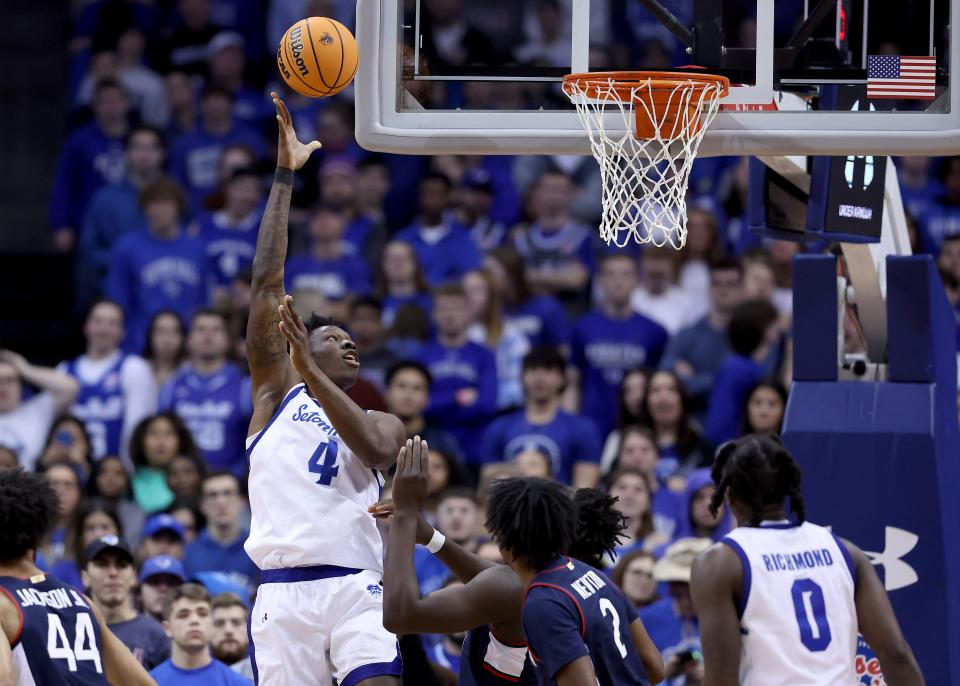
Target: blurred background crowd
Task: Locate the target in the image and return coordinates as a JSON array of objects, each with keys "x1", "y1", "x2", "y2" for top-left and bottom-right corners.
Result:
[{"x1": 1, "y1": 0, "x2": 959, "y2": 684}]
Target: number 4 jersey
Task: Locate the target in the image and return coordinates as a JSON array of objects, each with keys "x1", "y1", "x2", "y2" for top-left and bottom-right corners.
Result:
[
  {"x1": 244, "y1": 384, "x2": 386, "y2": 573},
  {"x1": 0, "y1": 574, "x2": 108, "y2": 685},
  {"x1": 721, "y1": 521, "x2": 858, "y2": 686}
]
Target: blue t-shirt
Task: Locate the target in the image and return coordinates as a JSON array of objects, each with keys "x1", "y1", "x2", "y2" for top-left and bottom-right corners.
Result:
[
  {"x1": 506, "y1": 296, "x2": 572, "y2": 349},
  {"x1": 79, "y1": 179, "x2": 144, "y2": 290},
  {"x1": 416, "y1": 340, "x2": 498, "y2": 464},
  {"x1": 106, "y1": 229, "x2": 209, "y2": 354},
  {"x1": 109, "y1": 613, "x2": 170, "y2": 670},
  {"x1": 480, "y1": 409, "x2": 601, "y2": 483},
  {"x1": 183, "y1": 529, "x2": 258, "y2": 594},
  {"x1": 284, "y1": 249, "x2": 372, "y2": 300},
  {"x1": 414, "y1": 546, "x2": 450, "y2": 596},
  {"x1": 571, "y1": 311, "x2": 669, "y2": 436},
  {"x1": 511, "y1": 222, "x2": 598, "y2": 284},
  {"x1": 523, "y1": 557, "x2": 650, "y2": 686},
  {"x1": 918, "y1": 197, "x2": 960, "y2": 254},
  {"x1": 195, "y1": 210, "x2": 262, "y2": 288},
  {"x1": 159, "y1": 364, "x2": 253, "y2": 475},
  {"x1": 150, "y1": 658, "x2": 253, "y2": 686},
  {"x1": 396, "y1": 221, "x2": 483, "y2": 286}
]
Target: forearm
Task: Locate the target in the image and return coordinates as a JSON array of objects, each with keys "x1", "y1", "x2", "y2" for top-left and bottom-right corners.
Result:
[
  {"x1": 251, "y1": 168, "x2": 293, "y2": 292},
  {"x1": 19, "y1": 364, "x2": 78, "y2": 408},
  {"x1": 383, "y1": 513, "x2": 424, "y2": 634},
  {"x1": 433, "y1": 535, "x2": 497, "y2": 583}
]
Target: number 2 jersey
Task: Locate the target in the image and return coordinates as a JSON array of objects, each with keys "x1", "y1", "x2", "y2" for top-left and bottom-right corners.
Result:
[
  {"x1": 244, "y1": 383, "x2": 386, "y2": 572},
  {"x1": 0, "y1": 574, "x2": 108, "y2": 685},
  {"x1": 522, "y1": 557, "x2": 651, "y2": 686},
  {"x1": 721, "y1": 521, "x2": 858, "y2": 686}
]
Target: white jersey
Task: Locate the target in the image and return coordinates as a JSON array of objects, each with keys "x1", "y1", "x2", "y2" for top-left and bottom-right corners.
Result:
[
  {"x1": 245, "y1": 384, "x2": 386, "y2": 572},
  {"x1": 722, "y1": 521, "x2": 858, "y2": 686}
]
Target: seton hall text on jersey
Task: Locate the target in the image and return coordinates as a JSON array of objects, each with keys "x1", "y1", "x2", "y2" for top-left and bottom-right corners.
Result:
[
  {"x1": 570, "y1": 570, "x2": 607, "y2": 600},
  {"x1": 761, "y1": 548, "x2": 835, "y2": 573},
  {"x1": 16, "y1": 586, "x2": 89, "y2": 610},
  {"x1": 291, "y1": 403, "x2": 339, "y2": 436}
]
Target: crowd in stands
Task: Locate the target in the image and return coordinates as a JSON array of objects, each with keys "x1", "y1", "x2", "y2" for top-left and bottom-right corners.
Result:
[{"x1": 2, "y1": 0, "x2": 959, "y2": 684}]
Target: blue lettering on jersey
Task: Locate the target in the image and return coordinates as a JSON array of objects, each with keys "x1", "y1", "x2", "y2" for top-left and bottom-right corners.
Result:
[
  {"x1": 308, "y1": 440, "x2": 340, "y2": 485},
  {"x1": 291, "y1": 404, "x2": 339, "y2": 436},
  {"x1": 761, "y1": 548, "x2": 835, "y2": 572}
]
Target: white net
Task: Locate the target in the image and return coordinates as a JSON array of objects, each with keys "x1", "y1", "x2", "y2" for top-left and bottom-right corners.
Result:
[{"x1": 563, "y1": 74, "x2": 726, "y2": 250}]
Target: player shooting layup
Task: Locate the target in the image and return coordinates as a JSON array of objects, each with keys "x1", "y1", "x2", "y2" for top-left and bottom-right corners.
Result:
[{"x1": 243, "y1": 93, "x2": 405, "y2": 686}]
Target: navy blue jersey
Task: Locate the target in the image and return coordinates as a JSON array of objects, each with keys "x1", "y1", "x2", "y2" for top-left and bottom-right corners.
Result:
[
  {"x1": 522, "y1": 558, "x2": 650, "y2": 686},
  {"x1": 460, "y1": 625, "x2": 536, "y2": 686},
  {"x1": 0, "y1": 574, "x2": 109, "y2": 685}
]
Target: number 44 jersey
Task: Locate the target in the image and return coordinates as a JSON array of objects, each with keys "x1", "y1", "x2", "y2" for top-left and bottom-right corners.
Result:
[
  {"x1": 244, "y1": 384, "x2": 386, "y2": 573},
  {"x1": 721, "y1": 521, "x2": 859, "y2": 686},
  {"x1": 0, "y1": 574, "x2": 108, "y2": 685}
]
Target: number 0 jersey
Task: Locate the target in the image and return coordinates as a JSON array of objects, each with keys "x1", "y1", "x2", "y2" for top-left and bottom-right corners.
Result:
[
  {"x1": 244, "y1": 384, "x2": 386, "y2": 572},
  {"x1": 0, "y1": 574, "x2": 108, "y2": 685},
  {"x1": 721, "y1": 521, "x2": 858, "y2": 686}
]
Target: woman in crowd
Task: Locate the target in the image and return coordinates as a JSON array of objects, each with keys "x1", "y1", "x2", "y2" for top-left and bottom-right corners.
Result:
[
  {"x1": 39, "y1": 461, "x2": 85, "y2": 568},
  {"x1": 167, "y1": 497, "x2": 205, "y2": 544},
  {"x1": 670, "y1": 467, "x2": 733, "y2": 546},
  {"x1": 143, "y1": 310, "x2": 186, "y2": 388},
  {"x1": 165, "y1": 452, "x2": 208, "y2": 501},
  {"x1": 376, "y1": 239, "x2": 433, "y2": 327},
  {"x1": 742, "y1": 381, "x2": 788, "y2": 435},
  {"x1": 88, "y1": 454, "x2": 145, "y2": 545},
  {"x1": 129, "y1": 412, "x2": 198, "y2": 513},
  {"x1": 52, "y1": 498, "x2": 124, "y2": 589},
  {"x1": 38, "y1": 415, "x2": 94, "y2": 475},
  {"x1": 600, "y1": 367, "x2": 650, "y2": 475},
  {"x1": 606, "y1": 466, "x2": 667, "y2": 563},
  {"x1": 612, "y1": 549, "x2": 661, "y2": 610},
  {"x1": 642, "y1": 370, "x2": 713, "y2": 479}
]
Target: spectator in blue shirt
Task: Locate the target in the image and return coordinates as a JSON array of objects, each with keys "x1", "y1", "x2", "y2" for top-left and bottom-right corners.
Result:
[
  {"x1": 151, "y1": 583, "x2": 252, "y2": 686},
  {"x1": 660, "y1": 258, "x2": 744, "y2": 416},
  {"x1": 481, "y1": 346, "x2": 602, "y2": 487},
  {"x1": 375, "y1": 240, "x2": 434, "y2": 328},
  {"x1": 79, "y1": 126, "x2": 166, "y2": 305},
  {"x1": 160, "y1": 310, "x2": 252, "y2": 475},
  {"x1": 206, "y1": 32, "x2": 268, "y2": 130},
  {"x1": 49, "y1": 78, "x2": 130, "y2": 253},
  {"x1": 416, "y1": 283, "x2": 498, "y2": 472},
  {"x1": 571, "y1": 254, "x2": 669, "y2": 437},
  {"x1": 919, "y1": 157, "x2": 960, "y2": 254},
  {"x1": 397, "y1": 173, "x2": 483, "y2": 285},
  {"x1": 704, "y1": 298, "x2": 781, "y2": 446},
  {"x1": 169, "y1": 86, "x2": 266, "y2": 211},
  {"x1": 455, "y1": 169, "x2": 510, "y2": 252},
  {"x1": 184, "y1": 472, "x2": 257, "y2": 595},
  {"x1": 107, "y1": 178, "x2": 208, "y2": 354},
  {"x1": 194, "y1": 167, "x2": 264, "y2": 304},
  {"x1": 284, "y1": 207, "x2": 372, "y2": 303},
  {"x1": 510, "y1": 169, "x2": 596, "y2": 312}
]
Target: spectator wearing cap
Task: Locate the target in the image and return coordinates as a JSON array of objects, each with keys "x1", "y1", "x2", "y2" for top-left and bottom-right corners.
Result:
[
  {"x1": 140, "y1": 513, "x2": 187, "y2": 562},
  {"x1": 0, "y1": 350, "x2": 79, "y2": 472},
  {"x1": 140, "y1": 555, "x2": 187, "y2": 623},
  {"x1": 106, "y1": 178, "x2": 208, "y2": 355},
  {"x1": 207, "y1": 31, "x2": 267, "y2": 129},
  {"x1": 184, "y1": 472, "x2": 258, "y2": 593},
  {"x1": 169, "y1": 87, "x2": 266, "y2": 211},
  {"x1": 639, "y1": 538, "x2": 712, "y2": 685},
  {"x1": 193, "y1": 168, "x2": 265, "y2": 305},
  {"x1": 456, "y1": 170, "x2": 510, "y2": 253},
  {"x1": 480, "y1": 347, "x2": 601, "y2": 487},
  {"x1": 211, "y1": 592, "x2": 254, "y2": 679},
  {"x1": 82, "y1": 535, "x2": 171, "y2": 669},
  {"x1": 284, "y1": 206, "x2": 372, "y2": 304},
  {"x1": 49, "y1": 79, "x2": 130, "y2": 254},
  {"x1": 150, "y1": 583, "x2": 252, "y2": 685},
  {"x1": 153, "y1": 0, "x2": 224, "y2": 75},
  {"x1": 79, "y1": 126, "x2": 167, "y2": 303},
  {"x1": 397, "y1": 173, "x2": 484, "y2": 286}
]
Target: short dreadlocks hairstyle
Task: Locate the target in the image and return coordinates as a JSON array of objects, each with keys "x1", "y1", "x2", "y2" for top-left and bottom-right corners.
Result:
[
  {"x1": 567, "y1": 488, "x2": 627, "y2": 570},
  {"x1": 485, "y1": 478, "x2": 576, "y2": 571},
  {"x1": 304, "y1": 313, "x2": 347, "y2": 336},
  {"x1": 710, "y1": 434, "x2": 806, "y2": 526},
  {"x1": 0, "y1": 469, "x2": 59, "y2": 562}
]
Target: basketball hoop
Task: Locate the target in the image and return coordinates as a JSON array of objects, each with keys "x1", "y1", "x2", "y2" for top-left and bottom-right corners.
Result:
[{"x1": 562, "y1": 72, "x2": 730, "y2": 249}]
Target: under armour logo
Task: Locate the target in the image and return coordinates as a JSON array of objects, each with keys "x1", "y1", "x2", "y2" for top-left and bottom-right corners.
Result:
[{"x1": 863, "y1": 527, "x2": 918, "y2": 592}]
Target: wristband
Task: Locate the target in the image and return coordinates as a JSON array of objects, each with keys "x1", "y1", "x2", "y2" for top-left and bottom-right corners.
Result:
[
  {"x1": 425, "y1": 528, "x2": 446, "y2": 554},
  {"x1": 274, "y1": 166, "x2": 294, "y2": 185}
]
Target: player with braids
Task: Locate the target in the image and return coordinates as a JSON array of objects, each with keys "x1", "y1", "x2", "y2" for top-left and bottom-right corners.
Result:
[
  {"x1": 379, "y1": 437, "x2": 663, "y2": 685},
  {"x1": 691, "y1": 434, "x2": 924, "y2": 686}
]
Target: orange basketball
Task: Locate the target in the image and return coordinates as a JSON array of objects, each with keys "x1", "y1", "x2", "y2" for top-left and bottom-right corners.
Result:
[{"x1": 277, "y1": 17, "x2": 358, "y2": 98}]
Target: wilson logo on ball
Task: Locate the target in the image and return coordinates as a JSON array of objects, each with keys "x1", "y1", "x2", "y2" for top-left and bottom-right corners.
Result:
[
  {"x1": 289, "y1": 26, "x2": 310, "y2": 76},
  {"x1": 276, "y1": 47, "x2": 291, "y2": 80}
]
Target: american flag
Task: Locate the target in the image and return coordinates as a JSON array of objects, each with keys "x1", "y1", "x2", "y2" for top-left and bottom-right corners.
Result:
[{"x1": 867, "y1": 55, "x2": 937, "y2": 100}]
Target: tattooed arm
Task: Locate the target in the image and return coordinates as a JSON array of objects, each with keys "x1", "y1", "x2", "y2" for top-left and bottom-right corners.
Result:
[{"x1": 247, "y1": 93, "x2": 322, "y2": 436}]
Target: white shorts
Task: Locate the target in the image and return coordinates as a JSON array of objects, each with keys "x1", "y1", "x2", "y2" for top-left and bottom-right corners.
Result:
[{"x1": 250, "y1": 566, "x2": 401, "y2": 686}]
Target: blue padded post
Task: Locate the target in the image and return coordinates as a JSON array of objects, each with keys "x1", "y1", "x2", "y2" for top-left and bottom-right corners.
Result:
[{"x1": 791, "y1": 254, "x2": 838, "y2": 381}]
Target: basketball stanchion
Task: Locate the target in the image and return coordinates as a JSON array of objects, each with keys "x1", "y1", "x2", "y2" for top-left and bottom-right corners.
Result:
[{"x1": 562, "y1": 72, "x2": 729, "y2": 250}]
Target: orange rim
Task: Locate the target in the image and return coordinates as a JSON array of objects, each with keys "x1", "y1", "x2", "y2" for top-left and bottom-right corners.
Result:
[{"x1": 563, "y1": 71, "x2": 730, "y2": 101}]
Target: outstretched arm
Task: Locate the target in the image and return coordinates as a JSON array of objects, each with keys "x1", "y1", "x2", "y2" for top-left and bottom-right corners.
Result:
[
  {"x1": 690, "y1": 543, "x2": 743, "y2": 686},
  {"x1": 247, "y1": 93, "x2": 321, "y2": 435},
  {"x1": 845, "y1": 539, "x2": 925, "y2": 685},
  {"x1": 0, "y1": 350, "x2": 79, "y2": 413}
]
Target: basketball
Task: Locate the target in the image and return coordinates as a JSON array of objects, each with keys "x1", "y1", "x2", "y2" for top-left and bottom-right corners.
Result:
[{"x1": 277, "y1": 17, "x2": 358, "y2": 98}]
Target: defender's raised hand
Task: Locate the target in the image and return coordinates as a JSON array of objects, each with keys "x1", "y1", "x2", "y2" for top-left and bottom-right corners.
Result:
[
  {"x1": 392, "y1": 437, "x2": 430, "y2": 515},
  {"x1": 277, "y1": 295, "x2": 317, "y2": 377},
  {"x1": 271, "y1": 92, "x2": 321, "y2": 170}
]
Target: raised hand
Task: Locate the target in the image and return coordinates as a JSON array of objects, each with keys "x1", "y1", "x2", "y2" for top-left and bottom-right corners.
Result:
[
  {"x1": 392, "y1": 437, "x2": 430, "y2": 515},
  {"x1": 277, "y1": 295, "x2": 318, "y2": 378},
  {"x1": 368, "y1": 498, "x2": 436, "y2": 544},
  {"x1": 271, "y1": 92, "x2": 322, "y2": 170}
]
